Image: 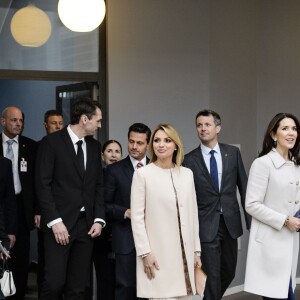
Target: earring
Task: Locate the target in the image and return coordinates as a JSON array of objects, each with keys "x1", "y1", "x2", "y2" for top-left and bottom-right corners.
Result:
[{"x1": 273, "y1": 139, "x2": 277, "y2": 147}]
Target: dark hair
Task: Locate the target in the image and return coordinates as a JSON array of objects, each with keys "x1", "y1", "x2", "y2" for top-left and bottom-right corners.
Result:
[
  {"x1": 44, "y1": 110, "x2": 63, "y2": 123},
  {"x1": 260, "y1": 113, "x2": 300, "y2": 165},
  {"x1": 128, "y1": 123, "x2": 151, "y2": 144},
  {"x1": 149, "y1": 124, "x2": 184, "y2": 166},
  {"x1": 102, "y1": 140, "x2": 123, "y2": 155},
  {"x1": 195, "y1": 109, "x2": 221, "y2": 126},
  {"x1": 70, "y1": 98, "x2": 100, "y2": 125}
]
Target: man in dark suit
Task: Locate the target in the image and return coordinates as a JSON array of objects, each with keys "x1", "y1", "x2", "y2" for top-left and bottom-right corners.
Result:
[
  {"x1": 36, "y1": 99, "x2": 105, "y2": 300},
  {"x1": 105, "y1": 123, "x2": 151, "y2": 300},
  {"x1": 1, "y1": 106, "x2": 37, "y2": 300},
  {"x1": 0, "y1": 156, "x2": 17, "y2": 248},
  {"x1": 184, "y1": 109, "x2": 251, "y2": 300},
  {"x1": 36, "y1": 110, "x2": 64, "y2": 298}
]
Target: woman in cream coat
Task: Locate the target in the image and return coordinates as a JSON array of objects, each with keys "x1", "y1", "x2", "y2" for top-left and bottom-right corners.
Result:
[
  {"x1": 244, "y1": 113, "x2": 300, "y2": 299},
  {"x1": 131, "y1": 124, "x2": 201, "y2": 300}
]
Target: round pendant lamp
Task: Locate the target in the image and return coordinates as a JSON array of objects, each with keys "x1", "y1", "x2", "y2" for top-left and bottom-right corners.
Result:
[
  {"x1": 58, "y1": 0, "x2": 106, "y2": 32},
  {"x1": 10, "y1": 3, "x2": 52, "y2": 47}
]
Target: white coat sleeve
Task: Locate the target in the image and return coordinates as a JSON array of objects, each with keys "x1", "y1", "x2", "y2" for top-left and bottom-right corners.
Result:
[
  {"x1": 131, "y1": 170, "x2": 151, "y2": 256},
  {"x1": 245, "y1": 158, "x2": 286, "y2": 230}
]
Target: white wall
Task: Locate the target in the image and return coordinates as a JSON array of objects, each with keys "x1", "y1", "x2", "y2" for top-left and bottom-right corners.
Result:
[
  {"x1": 107, "y1": 0, "x2": 300, "y2": 292},
  {"x1": 107, "y1": 0, "x2": 210, "y2": 152}
]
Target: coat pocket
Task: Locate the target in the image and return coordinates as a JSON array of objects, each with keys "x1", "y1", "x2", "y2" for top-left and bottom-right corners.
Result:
[{"x1": 255, "y1": 222, "x2": 267, "y2": 243}]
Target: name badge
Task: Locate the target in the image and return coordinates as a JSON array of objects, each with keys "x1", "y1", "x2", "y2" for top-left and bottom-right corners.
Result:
[{"x1": 20, "y1": 158, "x2": 27, "y2": 172}]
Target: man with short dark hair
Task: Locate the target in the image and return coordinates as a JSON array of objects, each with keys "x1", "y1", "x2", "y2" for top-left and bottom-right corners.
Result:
[
  {"x1": 43, "y1": 110, "x2": 63, "y2": 134},
  {"x1": 36, "y1": 99, "x2": 105, "y2": 300},
  {"x1": 184, "y1": 109, "x2": 251, "y2": 300},
  {"x1": 1, "y1": 106, "x2": 37, "y2": 300},
  {"x1": 36, "y1": 109, "x2": 64, "y2": 297},
  {"x1": 105, "y1": 123, "x2": 151, "y2": 300}
]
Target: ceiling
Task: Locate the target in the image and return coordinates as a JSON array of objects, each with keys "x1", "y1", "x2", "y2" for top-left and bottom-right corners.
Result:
[{"x1": 0, "y1": 0, "x2": 58, "y2": 12}]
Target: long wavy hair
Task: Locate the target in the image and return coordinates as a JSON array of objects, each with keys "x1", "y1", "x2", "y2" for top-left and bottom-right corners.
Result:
[{"x1": 259, "y1": 113, "x2": 300, "y2": 165}]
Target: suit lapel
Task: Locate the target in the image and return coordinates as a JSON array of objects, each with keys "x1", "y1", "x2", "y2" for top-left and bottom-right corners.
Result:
[
  {"x1": 0, "y1": 136, "x2": 3, "y2": 156},
  {"x1": 124, "y1": 156, "x2": 134, "y2": 176},
  {"x1": 194, "y1": 147, "x2": 211, "y2": 178},
  {"x1": 18, "y1": 136, "x2": 27, "y2": 164},
  {"x1": 219, "y1": 144, "x2": 228, "y2": 192},
  {"x1": 85, "y1": 137, "x2": 96, "y2": 180}
]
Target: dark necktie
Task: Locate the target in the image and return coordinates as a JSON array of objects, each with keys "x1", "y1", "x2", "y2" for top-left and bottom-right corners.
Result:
[
  {"x1": 137, "y1": 161, "x2": 143, "y2": 169},
  {"x1": 76, "y1": 140, "x2": 85, "y2": 176},
  {"x1": 210, "y1": 150, "x2": 219, "y2": 191}
]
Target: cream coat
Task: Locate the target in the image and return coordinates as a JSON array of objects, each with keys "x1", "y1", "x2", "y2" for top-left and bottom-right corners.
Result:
[
  {"x1": 244, "y1": 149, "x2": 300, "y2": 298},
  {"x1": 131, "y1": 163, "x2": 201, "y2": 299}
]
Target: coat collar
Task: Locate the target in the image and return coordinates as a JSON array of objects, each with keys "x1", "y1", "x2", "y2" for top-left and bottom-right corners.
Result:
[{"x1": 267, "y1": 148, "x2": 294, "y2": 169}]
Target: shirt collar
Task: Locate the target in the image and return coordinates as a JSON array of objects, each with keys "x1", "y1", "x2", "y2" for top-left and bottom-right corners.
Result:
[
  {"x1": 129, "y1": 155, "x2": 147, "y2": 168},
  {"x1": 200, "y1": 143, "x2": 220, "y2": 155},
  {"x1": 2, "y1": 132, "x2": 19, "y2": 143},
  {"x1": 67, "y1": 125, "x2": 85, "y2": 145}
]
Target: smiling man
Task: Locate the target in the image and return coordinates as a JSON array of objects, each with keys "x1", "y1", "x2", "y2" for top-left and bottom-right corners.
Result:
[
  {"x1": 36, "y1": 98, "x2": 105, "y2": 300},
  {"x1": 105, "y1": 123, "x2": 151, "y2": 300},
  {"x1": 184, "y1": 109, "x2": 251, "y2": 300}
]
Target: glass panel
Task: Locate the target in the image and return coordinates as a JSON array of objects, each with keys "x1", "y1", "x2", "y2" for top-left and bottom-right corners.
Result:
[{"x1": 0, "y1": 0, "x2": 99, "y2": 72}]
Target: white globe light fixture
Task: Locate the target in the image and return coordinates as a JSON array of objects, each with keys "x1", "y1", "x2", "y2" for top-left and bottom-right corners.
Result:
[
  {"x1": 58, "y1": 0, "x2": 106, "y2": 32},
  {"x1": 10, "y1": 3, "x2": 52, "y2": 47}
]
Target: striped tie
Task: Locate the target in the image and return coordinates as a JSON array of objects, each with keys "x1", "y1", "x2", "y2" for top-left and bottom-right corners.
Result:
[{"x1": 137, "y1": 161, "x2": 143, "y2": 169}]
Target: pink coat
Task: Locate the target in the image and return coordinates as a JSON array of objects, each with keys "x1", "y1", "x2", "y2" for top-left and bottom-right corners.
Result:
[{"x1": 131, "y1": 164, "x2": 201, "y2": 298}]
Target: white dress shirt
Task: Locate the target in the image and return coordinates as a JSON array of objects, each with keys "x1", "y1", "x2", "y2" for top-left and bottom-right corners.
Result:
[{"x1": 130, "y1": 155, "x2": 147, "y2": 169}]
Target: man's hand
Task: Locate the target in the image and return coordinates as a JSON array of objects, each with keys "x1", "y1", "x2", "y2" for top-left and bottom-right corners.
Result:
[
  {"x1": 124, "y1": 209, "x2": 131, "y2": 219},
  {"x1": 34, "y1": 215, "x2": 41, "y2": 229},
  {"x1": 52, "y1": 222, "x2": 70, "y2": 245},
  {"x1": 8, "y1": 234, "x2": 16, "y2": 249},
  {"x1": 88, "y1": 223, "x2": 102, "y2": 238}
]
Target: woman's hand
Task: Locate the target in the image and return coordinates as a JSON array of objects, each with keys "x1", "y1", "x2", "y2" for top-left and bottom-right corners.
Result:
[
  {"x1": 194, "y1": 254, "x2": 202, "y2": 269},
  {"x1": 143, "y1": 253, "x2": 160, "y2": 280},
  {"x1": 287, "y1": 216, "x2": 300, "y2": 232}
]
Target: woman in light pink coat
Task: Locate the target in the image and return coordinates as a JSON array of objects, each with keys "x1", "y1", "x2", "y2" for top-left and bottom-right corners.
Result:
[
  {"x1": 131, "y1": 124, "x2": 201, "y2": 300},
  {"x1": 244, "y1": 113, "x2": 300, "y2": 300}
]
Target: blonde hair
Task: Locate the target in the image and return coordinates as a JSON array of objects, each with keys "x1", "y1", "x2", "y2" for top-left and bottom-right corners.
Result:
[{"x1": 149, "y1": 124, "x2": 184, "y2": 166}]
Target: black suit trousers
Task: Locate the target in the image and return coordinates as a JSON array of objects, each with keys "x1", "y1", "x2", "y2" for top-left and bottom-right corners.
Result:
[
  {"x1": 93, "y1": 236, "x2": 115, "y2": 300},
  {"x1": 9, "y1": 194, "x2": 30, "y2": 300},
  {"x1": 115, "y1": 250, "x2": 146, "y2": 300},
  {"x1": 201, "y1": 215, "x2": 237, "y2": 300},
  {"x1": 40, "y1": 213, "x2": 94, "y2": 300}
]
